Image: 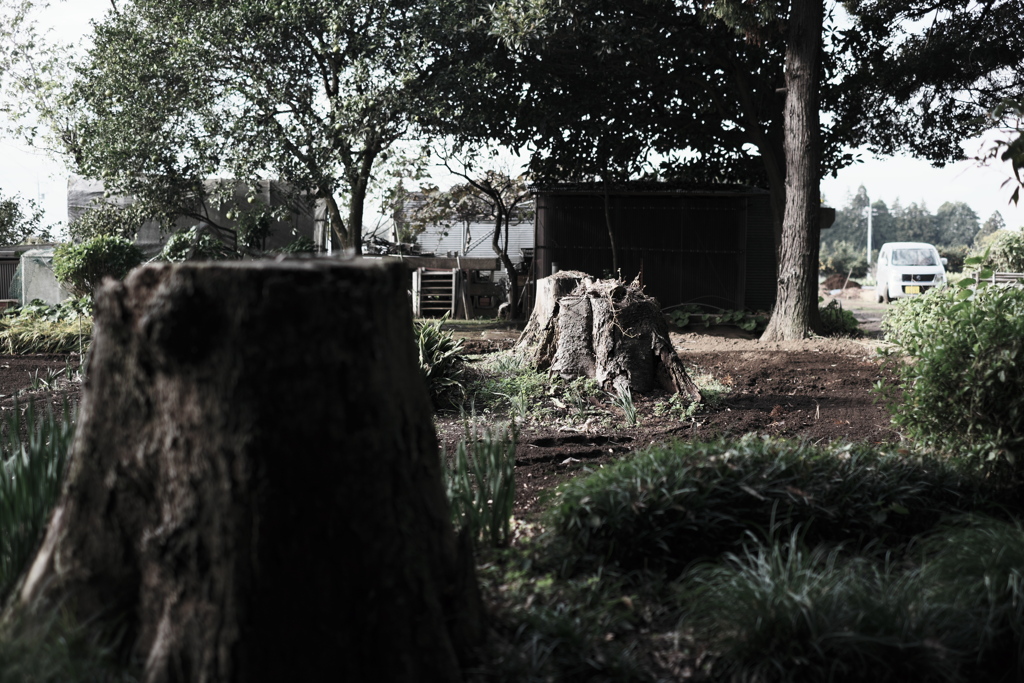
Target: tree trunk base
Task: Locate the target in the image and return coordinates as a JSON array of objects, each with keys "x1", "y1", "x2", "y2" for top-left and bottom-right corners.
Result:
[{"x1": 517, "y1": 274, "x2": 701, "y2": 401}]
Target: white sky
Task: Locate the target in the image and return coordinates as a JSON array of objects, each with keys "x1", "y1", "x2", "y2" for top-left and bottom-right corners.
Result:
[{"x1": 2, "y1": 0, "x2": 1022, "y2": 234}]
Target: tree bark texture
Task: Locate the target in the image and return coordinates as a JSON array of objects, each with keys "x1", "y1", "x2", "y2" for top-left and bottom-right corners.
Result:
[
  {"x1": 516, "y1": 271, "x2": 590, "y2": 369},
  {"x1": 11, "y1": 260, "x2": 480, "y2": 683},
  {"x1": 762, "y1": 0, "x2": 824, "y2": 342},
  {"x1": 518, "y1": 275, "x2": 701, "y2": 400}
]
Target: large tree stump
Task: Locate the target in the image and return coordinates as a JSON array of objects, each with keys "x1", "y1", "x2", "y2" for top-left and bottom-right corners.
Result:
[
  {"x1": 10, "y1": 260, "x2": 480, "y2": 682},
  {"x1": 517, "y1": 275, "x2": 701, "y2": 400}
]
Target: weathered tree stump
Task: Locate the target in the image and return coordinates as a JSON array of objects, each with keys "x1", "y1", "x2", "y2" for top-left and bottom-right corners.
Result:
[
  {"x1": 10, "y1": 260, "x2": 480, "y2": 682},
  {"x1": 516, "y1": 274, "x2": 701, "y2": 400},
  {"x1": 516, "y1": 270, "x2": 590, "y2": 368}
]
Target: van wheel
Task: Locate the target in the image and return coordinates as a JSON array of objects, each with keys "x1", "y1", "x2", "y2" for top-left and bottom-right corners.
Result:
[{"x1": 876, "y1": 291, "x2": 884, "y2": 304}]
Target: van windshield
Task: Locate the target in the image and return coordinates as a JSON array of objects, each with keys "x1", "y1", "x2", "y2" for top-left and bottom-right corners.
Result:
[{"x1": 891, "y1": 248, "x2": 938, "y2": 266}]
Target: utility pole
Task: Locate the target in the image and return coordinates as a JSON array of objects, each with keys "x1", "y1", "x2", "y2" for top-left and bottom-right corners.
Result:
[{"x1": 865, "y1": 192, "x2": 873, "y2": 268}]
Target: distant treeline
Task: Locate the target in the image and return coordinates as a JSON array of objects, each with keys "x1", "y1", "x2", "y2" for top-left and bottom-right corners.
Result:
[{"x1": 820, "y1": 185, "x2": 1009, "y2": 277}]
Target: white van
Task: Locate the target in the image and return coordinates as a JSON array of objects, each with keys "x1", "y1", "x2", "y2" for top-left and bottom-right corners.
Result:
[{"x1": 875, "y1": 242, "x2": 947, "y2": 303}]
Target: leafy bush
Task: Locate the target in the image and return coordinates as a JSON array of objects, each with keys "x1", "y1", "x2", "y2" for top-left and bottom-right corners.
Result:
[
  {"x1": 415, "y1": 316, "x2": 467, "y2": 408},
  {"x1": 881, "y1": 283, "x2": 1024, "y2": 469},
  {"x1": 818, "y1": 299, "x2": 860, "y2": 336},
  {"x1": 159, "y1": 226, "x2": 234, "y2": 262},
  {"x1": 52, "y1": 236, "x2": 143, "y2": 296},
  {"x1": 546, "y1": 436, "x2": 1011, "y2": 572},
  {"x1": 0, "y1": 298, "x2": 93, "y2": 355},
  {"x1": 969, "y1": 229, "x2": 1024, "y2": 273},
  {"x1": 0, "y1": 401, "x2": 75, "y2": 598},
  {"x1": 443, "y1": 422, "x2": 517, "y2": 548},
  {"x1": 820, "y1": 239, "x2": 869, "y2": 278}
]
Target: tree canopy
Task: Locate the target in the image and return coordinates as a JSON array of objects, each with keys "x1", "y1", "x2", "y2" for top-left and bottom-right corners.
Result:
[
  {"x1": 0, "y1": 190, "x2": 51, "y2": 245},
  {"x1": 824, "y1": 187, "x2": 982, "y2": 253},
  {"x1": 420, "y1": 0, "x2": 1024, "y2": 334},
  {"x1": 68, "y1": 0, "x2": 440, "y2": 253}
]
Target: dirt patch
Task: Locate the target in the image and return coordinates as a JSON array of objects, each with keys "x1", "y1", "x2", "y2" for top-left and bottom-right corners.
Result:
[
  {"x1": 0, "y1": 354, "x2": 82, "y2": 411},
  {"x1": 437, "y1": 323, "x2": 901, "y2": 523}
]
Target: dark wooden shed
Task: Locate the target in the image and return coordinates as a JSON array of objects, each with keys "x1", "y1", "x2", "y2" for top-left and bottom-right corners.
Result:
[{"x1": 533, "y1": 182, "x2": 777, "y2": 312}]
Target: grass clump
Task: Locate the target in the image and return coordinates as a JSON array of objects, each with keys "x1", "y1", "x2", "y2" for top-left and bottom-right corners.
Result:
[
  {"x1": 0, "y1": 401, "x2": 76, "y2": 597},
  {"x1": 545, "y1": 436, "x2": 1010, "y2": 572},
  {"x1": 679, "y1": 518, "x2": 1024, "y2": 682},
  {"x1": 469, "y1": 351, "x2": 553, "y2": 418},
  {"x1": 682, "y1": 534, "x2": 966, "y2": 683},
  {"x1": 443, "y1": 421, "x2": 517, "y2": 548},
  {"x1": 880, "y1": 282, "x2": 1024, "y2": 471}
]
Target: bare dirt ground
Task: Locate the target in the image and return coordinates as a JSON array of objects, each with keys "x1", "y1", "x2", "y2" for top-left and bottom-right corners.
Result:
[
  {"x1": 440, "y1": 283, "x2": 901, "y2": 522},
  {"x1": 0, "y1": 354, "x2": 81, "y2": 411}
]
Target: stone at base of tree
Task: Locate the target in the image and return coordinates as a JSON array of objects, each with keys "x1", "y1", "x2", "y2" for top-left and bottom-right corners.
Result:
[
  {"x1": 9, "y1": 260, "x2": 481, "y2": 683},
  {"x1": 517, "y1": 274, "x2": 701, "y2": 400}
]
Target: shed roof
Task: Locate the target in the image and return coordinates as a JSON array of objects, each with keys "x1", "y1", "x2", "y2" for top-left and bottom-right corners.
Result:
[{"x1": 530, "y1": 181, "x2": 769, "y2": 197}]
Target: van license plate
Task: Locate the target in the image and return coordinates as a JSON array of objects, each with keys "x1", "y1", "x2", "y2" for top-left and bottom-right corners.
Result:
[{"x1": 905, "y1": 286, "x2": 921, "y2": 294}]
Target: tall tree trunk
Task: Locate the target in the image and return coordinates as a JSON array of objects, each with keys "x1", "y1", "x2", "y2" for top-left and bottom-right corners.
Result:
[
  {"x1": 322, "y1": 191, "x2": 347, "y2": 252},
  {"x1": 347, "y1": 171, "x2": 370, "y2": 256},
  {"x1": 761, "y1": 0, "x2": 824, "y2": 342},
  {"x1": 10, "y1": 260, "x2": 481, "y2": 682},
  {"x1": 493, "y1": 212, "x2": 520, "y2": 319}
]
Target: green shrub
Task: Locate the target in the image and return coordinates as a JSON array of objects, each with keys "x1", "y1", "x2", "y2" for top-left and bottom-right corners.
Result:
[
  {"x1": 545, "y1": 436, "x2": 1011, "y2": 572},
  {"x1": 880, "y1": 284, "x2": 954, "y2": 348},
  {"x1": 820, "y1": 240, "x2": 869, "y2": 278},
  {"x1": 881, "y1": 283, "x2": 1024, "y2": 469},
  {"x1": 969, "y1": 229, "x2": 1024, "y2": 273},
  {"x1": 159, "y1": 226, "x2": 234, "y2": 262},
  {"x1": 443, "y1": 421, "x2": 517, "y2": 548},
  {"x1": 52, "y1": 236, "x2": 143, "y2": 296},
  {"x1": 0, "y1": 401, "x2": 75, "y2": 598},
  {"x1": 415, "y1": 316, "x2": 467, "y2": 408},
  {"x1": 818, "y1": 299, "x2": 860, "y2": 337}
]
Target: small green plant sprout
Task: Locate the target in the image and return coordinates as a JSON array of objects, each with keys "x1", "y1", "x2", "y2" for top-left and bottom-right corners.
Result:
[
  {"x1": 610, "y1": 384, "x2": 639, "y2": 427},
  {"x1": 653, "y1": 393, "x2": 694, "y2": 420},
  {"x1": 443, "y1": 421, "x2": 518, "y2": 548}
]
